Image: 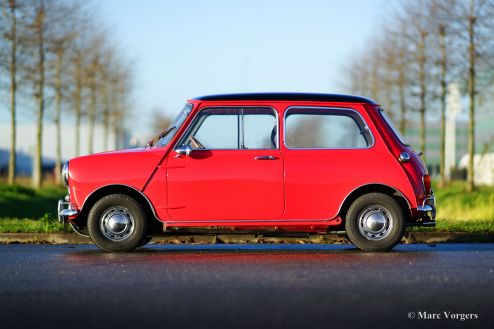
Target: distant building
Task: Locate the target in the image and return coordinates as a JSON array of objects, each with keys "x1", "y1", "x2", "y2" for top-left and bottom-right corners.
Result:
[
  {"x1": 458, "y1": 153, "x2": 494, "y2": 186},
  {"x1": 0, "y1": 123, "x2": 120, "y2": 175}
]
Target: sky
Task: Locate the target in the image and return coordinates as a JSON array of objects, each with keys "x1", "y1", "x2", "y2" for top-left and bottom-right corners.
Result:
[
  {"x1": 0, "y1": 0, "x2": 390, "y2": 134},
  {"x1": 97, "y1": 0, "x2": 389, "y2": 132}
]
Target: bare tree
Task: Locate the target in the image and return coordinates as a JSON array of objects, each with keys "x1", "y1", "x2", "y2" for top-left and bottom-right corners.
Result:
[
  {"x1": 1, "y1": 0, "x2": 136, "y2": 185},
  {"x1": 438, "y1": 23, "x2": 448, "y2": 186},
  {"x1": 86, "y1": 48, "x2": 100, "y2": 155},
  {"x1": 393, "y1": 20, "x2": 412, "y2": 135},
  {"x1": 85, "y1": 32, "x2": 108, "y2": 154},
  {"x1": 447, "y1": 0, "x2": 494, "y2": 190},
  {"x1": 110, "y1": 63, "x2": 133, "y2": 149},
  {"x1": 100, "y1": 50, "x2": 113, "y2": 151},
  {"x1": 8, "y1": 0, "x2": 18, "y2": 184},
  {"x1": 466, "y1": 0, "x2": 476, "y2": 191},
  {"x1": 67, "y1": 5, "x2": 92, "y2": 157},
  {"x1": 46, "y1": 0, "x2": 76, "y2": 183},
  {"x1": 399, "y1": 0, "x2": 432, "y2": 157},
  {"x1": 71, "y1": 46, "x2": 84, "y2": 156},
  {"x1": 428, "y1": 1, "x2": 454, "y2": 186},
  {"x1": 29, "y1": 0, "x2": 47, "y2": 188},
  {"x1": 1, "y1": 0, "x2": 26, "y2": 185}
]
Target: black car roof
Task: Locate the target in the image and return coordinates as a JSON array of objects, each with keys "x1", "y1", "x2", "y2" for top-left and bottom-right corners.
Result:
[{"x1": 192, "y1": 93, "x2": 376, "y2": 104}]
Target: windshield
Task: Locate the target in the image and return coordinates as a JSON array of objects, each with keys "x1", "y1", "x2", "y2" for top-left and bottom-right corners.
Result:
[
  {"x1": 379, "y1": 108, "x2": 409, "y2": 146},
  {"x1": 155, "y1": 103, "x2": 193, "y2": 147}
]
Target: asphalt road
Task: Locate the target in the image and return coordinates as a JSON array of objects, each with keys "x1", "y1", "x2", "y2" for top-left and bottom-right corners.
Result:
[{"x1": 1, "y1": 243, "x2": 493, "y2": 329}]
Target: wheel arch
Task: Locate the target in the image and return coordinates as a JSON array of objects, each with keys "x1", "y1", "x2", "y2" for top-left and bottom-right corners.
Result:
[
  {"x1": 337, "y1": 184, "x2": 411, "y2": 224},
  {"x1": 74, "y1": 184, "x2": 162, "y2": 235}
]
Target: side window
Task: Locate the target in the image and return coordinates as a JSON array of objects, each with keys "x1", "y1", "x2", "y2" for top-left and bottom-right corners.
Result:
[
  {"x1": 243, "y1": 108, "x2": 277, "y2": 149},
  {"x1": 183, "y1": 108, "x2": 239, "y2": 149},
  {"x1": 179, "y1": 107, "x2": 278, "y2": 150},
  {"x1": 285, "y1": 107, "x2": 372, "y2": 149}
]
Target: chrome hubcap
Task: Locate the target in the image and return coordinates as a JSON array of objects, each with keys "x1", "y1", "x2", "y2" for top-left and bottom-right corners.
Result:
[
  {"x1": 100, "y1": 207, "x2": 135, "y2": 241},
  {"x1": 358, "y1": 205, "x2": 393, "y2": 241}
]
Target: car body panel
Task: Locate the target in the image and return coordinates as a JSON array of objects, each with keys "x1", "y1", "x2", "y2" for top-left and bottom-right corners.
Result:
[{"x1": 68, "y1": 148, "x2": 166, "y2": 211}]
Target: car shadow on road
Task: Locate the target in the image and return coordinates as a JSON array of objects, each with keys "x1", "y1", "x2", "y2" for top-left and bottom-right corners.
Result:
[
  {"x1": 60, "y1": 243, "x2": 494, "y2": 268},
  {"x1": 61, "y1": 242, "x2": 494, "y2": 257}
]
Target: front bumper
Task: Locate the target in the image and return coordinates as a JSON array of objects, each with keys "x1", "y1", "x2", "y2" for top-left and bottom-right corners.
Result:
[
  {"x1": 58, "y1": 198, "x2": 79, "y2": 223},
  {"x1": 414, "y1": 193, "x2": 436, "y2": 227}
]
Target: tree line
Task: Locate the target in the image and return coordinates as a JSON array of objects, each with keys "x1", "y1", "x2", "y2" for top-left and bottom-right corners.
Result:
[
  {"x1": 1, "y1": 0, "x2": 134, "y2": 187},
  {"x1": 343, "y1": 0, "x2": 494, "y2": 191}
]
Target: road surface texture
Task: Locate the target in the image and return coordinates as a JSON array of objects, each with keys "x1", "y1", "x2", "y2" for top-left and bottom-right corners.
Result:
[{"x1": 0, "y1": 243, "x2": 493, "y2": 329}]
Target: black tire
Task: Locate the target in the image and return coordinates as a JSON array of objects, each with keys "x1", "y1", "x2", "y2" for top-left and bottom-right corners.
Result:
[
  {"x1": 345, "y1": 193, "x2": 405, "y2": 252},
  {"x1": 88, "y1": 194, "x2": 147, "y2": 252},
  {"x1": 138, "y1": 236, "x2": 153, "y2": 248}
]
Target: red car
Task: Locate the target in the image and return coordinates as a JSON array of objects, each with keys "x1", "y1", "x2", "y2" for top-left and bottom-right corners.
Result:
[{"x1": 58, "y1": 93, "x2": 435, "y2": 252}]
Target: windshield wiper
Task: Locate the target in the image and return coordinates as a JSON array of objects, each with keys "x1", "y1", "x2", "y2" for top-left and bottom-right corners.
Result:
[
  {"x1": 159, "y1": 126, "x2": 176, "y2": 139},
  {"x1": 146, "y1": 126, "x2": 176, "y2": 148}
]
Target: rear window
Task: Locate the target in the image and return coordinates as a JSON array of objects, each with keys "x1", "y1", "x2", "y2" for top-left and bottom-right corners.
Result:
[{"x1": 379, "y1": 109, "x2": 409, "y2": 146}]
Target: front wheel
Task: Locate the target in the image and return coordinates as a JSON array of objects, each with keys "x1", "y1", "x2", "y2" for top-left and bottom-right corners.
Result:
[
  {"x1": 345, "y1": 193, "x2": 406, "y2": 251},
  {"x1": 88, "y1": 194, "x2": 147, "y2": 252}
]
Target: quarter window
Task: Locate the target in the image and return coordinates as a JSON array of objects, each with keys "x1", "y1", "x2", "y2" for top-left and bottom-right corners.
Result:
[{"x1": 285, "y1": 107, "x2": 372, "y2": 149}]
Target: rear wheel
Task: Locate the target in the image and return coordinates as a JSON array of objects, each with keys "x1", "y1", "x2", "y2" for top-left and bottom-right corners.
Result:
[
  {"x1": 88, "y1": 194, "x2": 147, "y2": 252},
  {"x1": 345, "y1": 193, "x2": 405, "y2": 251}
]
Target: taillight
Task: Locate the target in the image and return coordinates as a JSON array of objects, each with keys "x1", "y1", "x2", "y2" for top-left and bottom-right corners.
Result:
[{"x1": 422, "y1": 174, "x2": 431, "y2": 194}]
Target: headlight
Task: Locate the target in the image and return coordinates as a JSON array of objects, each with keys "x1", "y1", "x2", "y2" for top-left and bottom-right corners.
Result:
[{"x1": 62, "y1": 161, "x2": 69, "y2": 186}]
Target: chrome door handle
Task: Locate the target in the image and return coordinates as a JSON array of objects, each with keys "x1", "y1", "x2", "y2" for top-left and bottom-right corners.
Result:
[{"x1": 254, "y1": 156, "x2": 277, "y2": 160}]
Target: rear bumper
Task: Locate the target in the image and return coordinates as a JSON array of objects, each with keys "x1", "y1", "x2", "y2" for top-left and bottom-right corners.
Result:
[
  {"x1": 410, "y1": 193, "x2": 436, "y2": 227},
  {"x1": 57, "y1": 199, "x2": 79, "y2": 223}
]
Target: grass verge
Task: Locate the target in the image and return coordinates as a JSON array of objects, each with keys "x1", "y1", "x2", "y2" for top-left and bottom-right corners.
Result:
[
  {"x1": 0, "y1": 180, "x2": 493, "y2": 233},
  {"x1": 427, "y1": 181, "x2": 494, "y2": 232},
  {"x1": 0, "y1": 183, "x2": 69, "y2": 233}
]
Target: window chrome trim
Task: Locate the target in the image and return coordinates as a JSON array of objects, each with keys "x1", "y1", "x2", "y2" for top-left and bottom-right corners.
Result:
[
  {"x1": 174, "y1": 106, "x2": 280, "y2": 151},
  {"x1": 283, "y1": 106, "x2": 375, "y2": 150}
]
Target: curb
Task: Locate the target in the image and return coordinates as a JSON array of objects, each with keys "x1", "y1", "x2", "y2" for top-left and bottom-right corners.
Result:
[{"x1": 0, "y1": 232, "x2": 493, "y2": 245}]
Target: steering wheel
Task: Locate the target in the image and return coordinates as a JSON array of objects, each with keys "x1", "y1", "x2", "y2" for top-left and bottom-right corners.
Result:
[{"x1": 190, "y1": 136, "x2": 205, "y2": 149}]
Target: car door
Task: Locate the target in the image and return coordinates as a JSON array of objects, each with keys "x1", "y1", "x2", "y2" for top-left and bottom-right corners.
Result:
[{"x1": 166, "y1": 107, "x2": 284, "y2": 221}]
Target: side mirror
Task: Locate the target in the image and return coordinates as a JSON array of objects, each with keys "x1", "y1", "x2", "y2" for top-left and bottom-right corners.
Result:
[{"x1": 175, "y1": 145, "x2": 192, "y2": 156}]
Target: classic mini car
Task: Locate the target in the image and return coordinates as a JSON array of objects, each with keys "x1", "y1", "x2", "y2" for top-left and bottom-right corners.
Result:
[{"x1": 58, "y1": 93, "x2": 435, "y2": 252}]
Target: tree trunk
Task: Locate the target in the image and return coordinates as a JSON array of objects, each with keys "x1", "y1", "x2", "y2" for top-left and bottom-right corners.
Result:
[
  {"x1": 32, "y1": 2, "x2": 45, "y2": 189},
  {"x1": 87, "y1": 56, "x2": 98, "y2": 155},
  {"x1": 103, "y1": 84, "x2": 110, "y2": 151},
  {"x1": 54, "y1": 49, "x2": 63, "y2": 184},
  {"x1": 8, "y1": 0, "x2": 17, "y2": 185},
  {"x1": 467, "y1": 0, "x2": 476, "y2": 192},
  {"x1": 397, "y1": 42, "x2": 407, "y2": 135},
  {"x1": 74, "y1": 55, "x2": 82, "y2": 157},
  {"x1": 418, "y1": 31, "x2": 427, "y2": 156},
  {"x1": 75, "y1": 109, "x2": 81, "y2": 156},
  {"x1": 88, "y1": 82, "x2": 96, "y2": 154},
  {"x1": 398, "y1": 71, "x2": 406, "y2": 135},
  {"x1": 439, "y1": 24, "x2": 447, "y2": 187}
]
